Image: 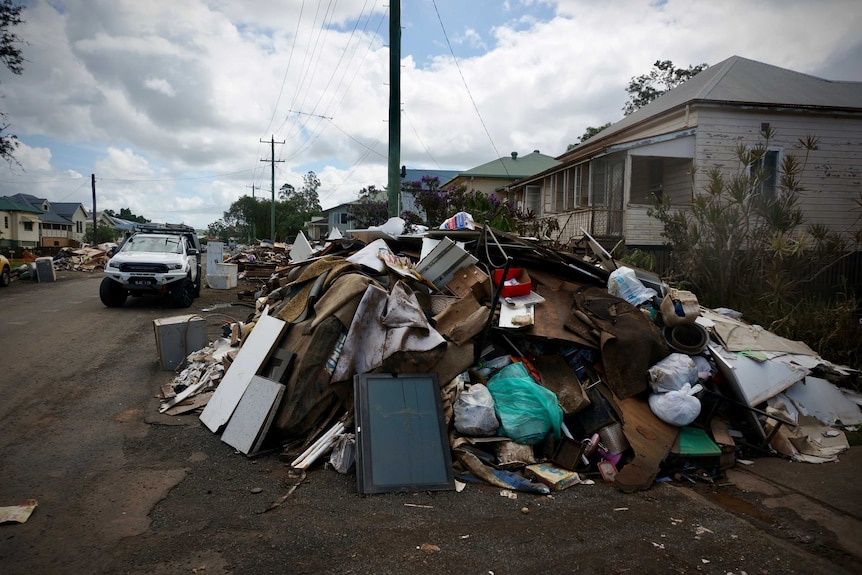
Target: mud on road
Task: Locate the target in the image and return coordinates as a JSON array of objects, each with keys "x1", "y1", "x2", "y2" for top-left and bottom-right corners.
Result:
[{"x1": 0, "y1": 271, "x2": 858, "y2": 575}]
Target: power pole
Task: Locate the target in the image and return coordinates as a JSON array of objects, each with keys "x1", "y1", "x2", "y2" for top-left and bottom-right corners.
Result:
[
  {"x1": 260, "y1": 136, "x2": 285, "y2": 240},
  {"x1": 91, "y1": 174, "x2": 97, "y2": 243},
  {"x1": 387, "y1": 1, "x2": 401, "y2": 218},
  {"x1": 246, "y1": 183, "x2": 259, "y2": 244}
]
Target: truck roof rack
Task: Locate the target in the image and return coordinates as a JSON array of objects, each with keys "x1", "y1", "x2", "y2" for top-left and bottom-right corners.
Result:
[{"x1": 134, "y1": 222, "x2": 196, "y2": 234}]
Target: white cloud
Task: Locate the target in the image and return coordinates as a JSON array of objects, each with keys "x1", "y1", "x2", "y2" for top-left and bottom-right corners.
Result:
[
  {"x1": 143, "y1": 77, "x2": 175, "y2": 97},
  {"x1": 0, "y1": 0, "x2": 859, "y2": 232}
]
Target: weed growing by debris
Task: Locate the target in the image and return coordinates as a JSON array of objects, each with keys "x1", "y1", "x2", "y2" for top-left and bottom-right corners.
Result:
[{"x1": 649, "y1": 128, "x2": 861, "y2": 371}]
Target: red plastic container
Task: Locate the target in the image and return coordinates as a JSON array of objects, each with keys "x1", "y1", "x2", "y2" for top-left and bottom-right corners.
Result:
[{"x1": 492, "y1": 268, "x2": 532, "y2": 297}]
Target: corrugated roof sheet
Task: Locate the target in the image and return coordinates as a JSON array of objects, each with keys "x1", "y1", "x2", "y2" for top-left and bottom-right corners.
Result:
[
  {"x1": 459, "y1": 150, "x2": 560, "y2": 179},
  {"x1": 401, "y1": 168, "x2": 459, "y2": 184},
  {"x1": 0, "y1": 196, "x2": 43, "y2": 213},
  {"x1": 567, "y1": 55, "x2": 862, "y2": 155}
]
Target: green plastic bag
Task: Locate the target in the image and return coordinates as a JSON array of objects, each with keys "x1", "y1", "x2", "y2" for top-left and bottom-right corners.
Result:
[{"x1": 486, "y1": 362, "x2": 563, "y2": 445}]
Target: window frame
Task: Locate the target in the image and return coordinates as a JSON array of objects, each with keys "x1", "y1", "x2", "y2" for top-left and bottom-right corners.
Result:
[
  {"x1": 749, "y1": 147, "x2": 781, "y2": 198},
  {"x1": 524, "y1": 185, "x2": 542, "y2": 216}
]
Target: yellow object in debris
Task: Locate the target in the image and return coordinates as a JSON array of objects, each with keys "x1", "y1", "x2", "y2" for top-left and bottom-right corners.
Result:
[{"x1": 524, "y1": 463, "x2": 582, "y2": 491}]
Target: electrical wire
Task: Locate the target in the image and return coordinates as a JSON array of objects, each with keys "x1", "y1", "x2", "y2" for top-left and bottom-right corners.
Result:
[
  {"x1": 403, "y1": 107, "x2": 441, "y2": 169},
  {"x1": 431, "y1": 0, "x2": 510, "y2": 179},
  {"x1": 277, "y1": 3, "x2": 384, "y2": 165}
]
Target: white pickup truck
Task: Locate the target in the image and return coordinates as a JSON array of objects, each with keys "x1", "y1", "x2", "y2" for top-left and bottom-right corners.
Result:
[{"x1": 100, "y1": 224, "x2": 202, "y2": 308}]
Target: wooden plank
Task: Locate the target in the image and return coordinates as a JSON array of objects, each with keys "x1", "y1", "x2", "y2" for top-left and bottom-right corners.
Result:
[
  {"x1": 220, "y1": 376, "x2": 285, "y2": 455},
  {"x1": 165, "y1": 391, "x2": 213, "y2": 416},
  {"x1": 200, "y1": 311, "x2": 288, "y2": 432}
]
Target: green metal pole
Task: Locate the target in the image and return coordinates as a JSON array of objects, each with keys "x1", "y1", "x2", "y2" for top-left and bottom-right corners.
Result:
[
  {"x1": 270, "y1": 136, "x2": 276, "y2": 240},
  {"x1": 387, "y1": 1, "x2": 401, "y2": 219}
]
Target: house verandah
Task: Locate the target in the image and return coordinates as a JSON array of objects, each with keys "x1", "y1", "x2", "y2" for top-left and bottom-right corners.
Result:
[{"x1": 508, "y1": 128, "x2": 696, "y2": 257}]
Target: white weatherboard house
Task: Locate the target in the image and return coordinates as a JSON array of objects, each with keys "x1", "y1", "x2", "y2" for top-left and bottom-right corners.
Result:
[{"x1": 507, "y1": 56, "x2": 862, "y2": 253}]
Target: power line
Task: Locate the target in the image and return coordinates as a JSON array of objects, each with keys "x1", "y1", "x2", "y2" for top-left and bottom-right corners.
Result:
[
  {"x1": 263, "y1": 0, "x2": 306, "y2": 138},
  {"x1": 97, "y1": 168, "x2": 257, "y2": 183},
  {"x1": 0, "y1": 175, "x2": 88, "y2": 184},
  {"x1": 403, "y1": 108, "x2": 441, "y2": 169},
  {"x1": 431, "y1": 0, "x2": 509, "y2": 178}
]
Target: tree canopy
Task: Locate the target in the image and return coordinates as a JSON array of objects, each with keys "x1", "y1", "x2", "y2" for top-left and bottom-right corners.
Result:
[
  {"x1": 567, "y1": 122, "x2": 613, "y2": 149},
  {"x1": 208, "y1": 171, "x2": 322, "y2": 243},
  {"x1": 567, "y1": 60, "x2": 708, "y2": 149},
  {"x1": 0, "y1": 1, "x2": 26, "y2": 164},
  {"x1": 623, "y1": 59, "x2": 708, "y2": 116},
  {"x1": 106, "y1": 207, "x2": 150, "y2": 223},
  {"x1": 346, "y1": 185, "x2": 388, "y2": 229}
]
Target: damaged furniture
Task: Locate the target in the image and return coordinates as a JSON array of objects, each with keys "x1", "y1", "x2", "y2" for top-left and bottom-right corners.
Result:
[{"x1": 155, "y1": 223, "x2": 862, "y2": 496}]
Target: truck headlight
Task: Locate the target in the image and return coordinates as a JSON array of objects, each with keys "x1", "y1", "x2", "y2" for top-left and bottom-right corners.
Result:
[{"x1": 166, "y1": 263, "x2": 183, "y2": 270}]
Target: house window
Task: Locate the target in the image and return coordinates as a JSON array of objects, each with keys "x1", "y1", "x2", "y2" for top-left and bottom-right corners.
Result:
[
  {"x1": 77, "y1": 221, "x2": 83, "y2": 233},
  {"x1": 565, "y1": 168, "x2": 576, "y2": 209},
  {"x1": 525, "y1": 185, "x2": 542, "y2": 216},
  {"x1": 553, "y1": 173, "x2": 565, "y2": 212},
  {"x1": 576, "y1": 164, "x2": 589, "y2": 207},
  {"x1": 339, "y1": 212, "x2": 349, "y2": 224},
  {"x1": 24, "y1": 221, "x2": 33, "y2": 231},
  {"x1": 3, "y1": 216, "x2": 7, "y2": 229},
  {"x1": 750, "y1": 149, "x2": 780, "y2": 197},
  {"x1": 589, "y1": 156, "x2": 625, "y2": 209}
]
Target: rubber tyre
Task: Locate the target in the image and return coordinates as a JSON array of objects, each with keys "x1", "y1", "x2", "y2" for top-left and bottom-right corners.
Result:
[
  {"x1": 193, "y1": 269, "x2": 201, "y2": 297},
  {"x1": 99, "y1": 277, "x2": 128, "y2": 307},
  {"x1": 0, "y1": 265, "x2": 10, "y2": 287},
  {"x1": 171, "y1": 278, "x2": 195, "y2": 308}
]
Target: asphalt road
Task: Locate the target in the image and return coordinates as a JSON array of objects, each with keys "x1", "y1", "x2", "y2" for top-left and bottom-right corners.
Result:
[{"x1": 0, "y1": 271, "x2": 857, "y2": 575}]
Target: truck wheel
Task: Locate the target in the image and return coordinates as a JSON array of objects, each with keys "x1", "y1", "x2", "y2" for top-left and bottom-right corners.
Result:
[
  {"x1": 0, "y1": 265, "x2": 10, "y2": 287},
  {"x1": 171, "y1": 278, "x2": 195, "y2": 308},
  {"x1": 100, "y1": 277, "x2": 127, "y2": 307}
]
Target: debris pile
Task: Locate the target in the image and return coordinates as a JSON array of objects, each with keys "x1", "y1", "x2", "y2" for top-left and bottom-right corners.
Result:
[
  {"x1": 53, "y1": 246, "x2": 110, "y2": 271},
  {"x1": 159, "y1": 219, "x2": 861, "y2": 495}
]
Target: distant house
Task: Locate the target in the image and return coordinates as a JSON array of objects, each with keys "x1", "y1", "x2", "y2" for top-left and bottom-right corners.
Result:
[
  {"x1": 0, "y1": 196, "x2": 43, "y2": 248},
  {"x1": 85, "y1": 211, "x2": 138, "y2": 241},
  {"x1": 442, "y1": 150, "x2": 560, "y2": 213},
  {"x1": 306, "y1": 202, "x2": 354, "y2": 242},
  {"x1": 506, "y1": 56, "x2": 862, "y2": 254},
  {"x1": 400, "y1": 168, "x2": 459, "y2": 222},
  {"x1": 308, "y1": 170, "x2": 463, "y2": 238},
  {"x1": 6, "y1": 193, "x2": 89, "y2": 247}
]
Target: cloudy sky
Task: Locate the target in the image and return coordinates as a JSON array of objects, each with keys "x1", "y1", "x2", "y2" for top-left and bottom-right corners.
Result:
[{"x1": 1, "y1": 0, "x2": 860, "y2": 232}]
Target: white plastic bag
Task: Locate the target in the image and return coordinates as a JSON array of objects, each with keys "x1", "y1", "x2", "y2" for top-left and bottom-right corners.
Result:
[
  {"x1": 607, "y1": 266, "x2": 658, "y2": 306},
  {"x1": 327, "y1": 433, "x2": 355, "y2": 474},
  {"x1": 454, "y1": 383, "x2": 499, "y2": 436},
  {"x1": 648, "y1": 383, "x2": 703, "y2": 426},
  {"x1": 648, "y1": 353, "x2": 698, "y2": 393}
]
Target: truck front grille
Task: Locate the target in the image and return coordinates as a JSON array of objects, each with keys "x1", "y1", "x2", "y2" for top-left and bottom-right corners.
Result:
[{"x1": 119, "y1": 263, "x2": 169, "y2": 273}]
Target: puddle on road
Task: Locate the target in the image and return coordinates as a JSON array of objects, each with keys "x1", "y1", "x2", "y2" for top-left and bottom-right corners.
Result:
[{"x1": 703, "y1": 490, "x2": 777, "y2": 525}]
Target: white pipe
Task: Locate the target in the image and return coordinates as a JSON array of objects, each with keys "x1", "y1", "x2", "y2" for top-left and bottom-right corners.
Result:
[
  {"x1": 292, "y1": 428, "x2": 342, "y2": 470},
  {"x1": 293, "y1": 433, "x2": 341, "y2": 470},
  {"x1": 291, "y1": 422, "x2": 345, "y2": 468}
]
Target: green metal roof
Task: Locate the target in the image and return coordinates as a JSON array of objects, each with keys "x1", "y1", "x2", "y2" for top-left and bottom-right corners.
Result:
[
  {"x1": 458, "y1": 150, "x2": 560, "y2": 179},
  {"x1": 0, "y1": 196, "x2": 43, "y2": 213}
]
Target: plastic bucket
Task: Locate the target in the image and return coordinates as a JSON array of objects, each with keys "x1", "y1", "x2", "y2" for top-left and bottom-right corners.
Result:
[{"x1": 664, "y1": 323, "x2": 708, "y2": 354}]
